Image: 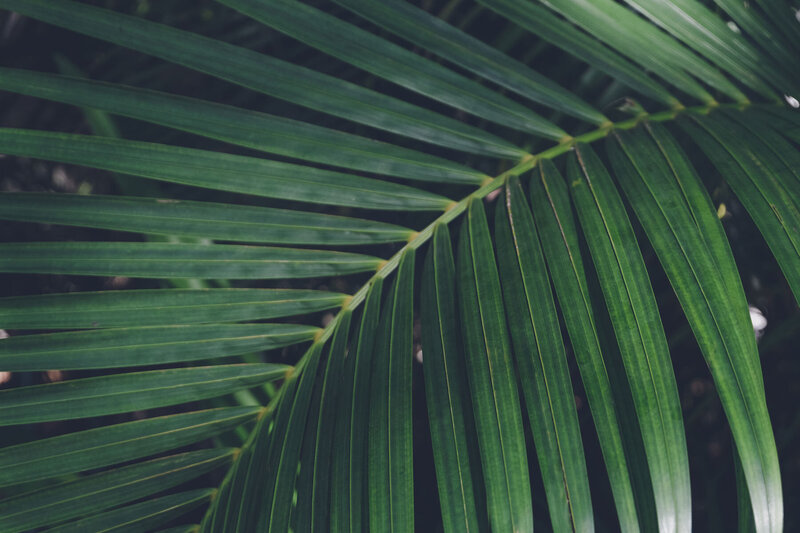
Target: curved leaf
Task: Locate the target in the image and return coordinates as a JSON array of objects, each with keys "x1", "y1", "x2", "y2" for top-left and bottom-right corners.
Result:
[
  {"x1": 457, "y1": 199, "x2": 532, "y2": 532},
  {"x1": 477, "y1": 0, "x2": 680, "y2": 107},
  {"x1": 494, "y1": 177, "x2": 594, "y2": 532},
  {"x1": 534, "y1": 0, "x2": 745, "y2": 103},
  {"x1": 618, "y1": 0, "x2": 790, "y2": 98},
  {"x1": 680, "y1": 113, "x2": 800, "y2": 303},
  {"x1": 529, "y1": 160, "x2": 639, "y2": 532},
  {"x1": 568, "y1": 144, "x2": 690, "y2": 532},
  {"x1": 608, "y1": 124, "x2": 783, "y2": 533}
]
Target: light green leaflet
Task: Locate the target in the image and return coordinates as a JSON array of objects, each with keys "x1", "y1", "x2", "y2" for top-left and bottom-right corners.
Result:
[
  {"x1": 0, "y1": 288, "x2": 346, "y2": 329},
  {"x1": 333, "y1": 0, "x2": 608, "y2": 125},
  {"x1": 0, "y1": 193, "x2": 414, "y2": 246},
  {"x1": 534, "y1": 0, "x2": 745, "y2": 104},
  {"x1": 0, "y1": 407, "x2": 259, "y2": 488},
  {"x1": 711, "y1": 0, "x2": 800, "y2": 71},
  {"x1": 45, "y1": 489, "x2": 214, "y2": 533},
  {"x1": 421, "y1": 224, "x2": 482, "y2": 533},
  {"x1": 368, "y1": 250, "x2": 415, "y2": 532},
  {"x1": 619, "y1": 0, "x2": 790, "y2": 99},
  {"x1": 0, "y1": 242, "x2": 382, "y2": 279},
  {"x1": 477, "y1": 0, "x2": 680, "y2": 107},
  {"x1": 457, "y1": 199, "x2": 532, "y2": 532},
  {"x1": 494, "y1": 177, "x2": 593, "y2": 533},
  {"x1": 220, "y1": 0, "x2": 566, "y2": 140},
  {"x1": 0, "y1": 364, "x2": 287, "y2": 426},
  {"x1": 0, "y1": 448, "x2": 234, "y2": 533},
  {"x1": 608, "y1": 125, "x2": 782, "y2": 533},
  {"x1": 0, "y1": 0, "x2": 522, "y2": 160},
  {"x1": 530, "y1": 161, "x2": 639, "y2": 532},
  {"x1": 0, "y1": 324, "x2": 318, "y2": 370},
  {"x1": 568, "y1": 144, "x2": 690, "y2": 532}
]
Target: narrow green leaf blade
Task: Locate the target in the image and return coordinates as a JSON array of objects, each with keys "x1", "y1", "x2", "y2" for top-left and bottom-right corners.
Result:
[
  {"x1": 295, "y1": 345, "x2": 331, "y2": 533},
  {"x1": 45, "y1": 489, "x2": 215, "y2": 533},
  {"x1": 0, "y1": 448, "x2": 234, "y2": 533},
  {"x1": 619, "y1": 0, "x2": 789, "y2": 99},
  {"x1": 263, "y1": 344, "x2": 327, "y2": 532},
  {"x1": 420, "y1": 223, "x2": 481, "y2": 533},
  {"x1": 220, "y1": 0, "x2": 565, "y2": 140},
  {"x1": 723, "y1": 110, "x2": 800, "y2": 208},
  {"x1": 0, "y1": 193, "x2": 414, "y2": 246},
  {"x1": 457, "y1": 199, "x2": 532, "y2": 532},
  {"x1": 0, "y1": 242, "x2": 382, "y2": 280},
  {"x1": 608, "y1": 125, "x2": 783, "y2": 533},
  {"x1": 0, "y1": 324, "x2": 317, "y2": 371},
  {"x1": 0, "y1": 125, "x2": 468, "y2": 200},
  {"x1": 494, "y1": 177, "x2": 594, "y2": 533},
  {"x1": 680, "y1": 113, "x2": 800, "y2": 303},
  {"x1": 333, "y1": 0, "x2": 608, "y2": 125},
  {"x1": 568, "y1": 144, "x2": 691, "y2": 532},
  {"x1": 0, "y1": 288, "x2": 345, "y2": 330},
  {"x1": 368, "y1": 249, "x2": 415, "y2": 532},
  {"x1": 331, "y1": 278, "x2": 383, "y2": 533},
  {"x1": 711, "y1": 0, "x2": 800, "y2": 72},
  {"x1": 530, "y1": 0, "x2": 745, "y2": 104},
  {"x1": 0, "y1": 406, "x2": 259, "y2": 488},
  {"x1": 477, "y1": 0, "x2": 680, "y2": 107},
  {"x1": 640, "y1": 122, "x2": 744, "y2": 297},
  {"x1": 0, "y1": 364, "x2": 287, "y2": 426},
  {"x1": 295, "y1": 311, "x2": 351, "y2": 533},
  {"x1": 530, "y1": 160, "x2": 639, "y2": 532},
  {"x1": 0, "y1": 0, "x2": 520, "y2": 160},
  {"x1": 216, "y1": 400, "x2": 279, "y2": 532}
]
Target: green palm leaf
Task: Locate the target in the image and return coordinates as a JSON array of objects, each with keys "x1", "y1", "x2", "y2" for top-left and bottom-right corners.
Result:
[{"x1": 0, "y1": 0, "x2": 795, "y2": 531}]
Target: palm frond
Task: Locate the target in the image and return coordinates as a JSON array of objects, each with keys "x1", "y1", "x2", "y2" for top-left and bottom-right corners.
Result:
[{"x1": 0, "y1": 0, "x2": 797, "y2": 531}]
